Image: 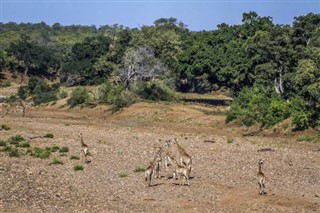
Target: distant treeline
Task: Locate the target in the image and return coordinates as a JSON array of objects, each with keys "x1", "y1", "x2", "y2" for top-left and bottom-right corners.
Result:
[{"x1": 0, "y1": 12, "x2": 319, "y2": 130}]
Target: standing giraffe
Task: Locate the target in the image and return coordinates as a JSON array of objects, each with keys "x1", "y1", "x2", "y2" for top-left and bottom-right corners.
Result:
[{"x1": 79, "y1": 133, "x2": 89, "y2": 163}]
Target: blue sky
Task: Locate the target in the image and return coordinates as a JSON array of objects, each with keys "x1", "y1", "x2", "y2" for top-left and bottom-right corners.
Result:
[{"x1": 1, "y1": 0, "x2": 319, "y2": 31}]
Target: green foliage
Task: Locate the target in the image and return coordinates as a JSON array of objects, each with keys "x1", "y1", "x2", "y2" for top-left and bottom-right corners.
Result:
[
  {"x1": 50, "y1": 145, "x2": 60, "y2": 152},
  {"x1": 49, "y1": 159, "x2": 64, "y2": 166},
  {"x1": 8, "y1": 135, "x2": 25, "y2": 144},
  {"x1": 59, "y1": 146, "x2": 69, "y2": 153},
  {"x1": 17, "y1": 86, "x2": 29, "y2": 100},
  {"x1": 227, "y1": 138, "x2": 234, "y2": 144},
  {"x1": 111, "y1": 90, "x2": 137, "y2": 112},
  {"x1": 226, "y1": 87, "x2": 270, "y2": 126},
  {"x1": 59, "y1": 90, "x2": 68, "y2": 99},
  {"x1": 44, "y1": 133, "x2": 54, "y2": 138},
  {"x1": 133, "y1": 81, "x2": 178, "y2": 102},
  {"x1": 1, "y1": 124, "x2": 11, "y2": 131},
  {"x1": 118, "y1": 172, "x2": 128, "y2": 178},
  {"x1": 0, "y1": 140, "x2": 6, "y2": 146},
  {"x1": 133, "y1": 167, "x2": 145, "y2": 172},
  {"x1": 264, "y1": 99, "x2": 290, "y2": 128},
  {"x1": 0, "y1": 80, "x2": 11, "y2": 88},
  {"x1": 8, "y1": 147, "x2": 20, "y2": 157},
  {"x1": 19, "y1": 142, "x2": 30, "y2": 148},
  {"x1": 19, "y1": 77, "x2": 59, "y2": 104},
  {"x1": 67, "y1": 87, "x2": 89, "y2": 107},
  {"x1": 70, "y1": 155, "x2": 80, "y2": 160},
  {"x1": 31, "y1": 147, "x2": 51, "y2": 159},
  {"x1": 74, "y1": 165, "x2": 84, "y2": 171}
]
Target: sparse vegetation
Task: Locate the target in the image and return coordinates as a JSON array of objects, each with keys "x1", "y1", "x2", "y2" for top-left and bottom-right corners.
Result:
[
  {"x1": 49, "y1": 159, "x2": 64, "y2": 166},
  {"x1": 1, "y1": 124, "x2": 11, "y2": 131},
  {"x1": 133, "y1": 167, "x2": 145, "y2": 172},
  {"x1": 44, "y1": 133, "x2": 54, "y2": 138},
  {"x1": 59, "y1": 146, "x2": 69, "y2": 153},
  {"x1": 227, "y1": 137, "x2": 234, "y2": 144},
  {"x1": 8, "y1": 147, "x2": 20, "y2": 157},
  {"x1": 31, "y1": 147, "x2": 51, "y2": 159},
  {"x1": 70, "y1": 155, "x2": 80, "y2": 160},
  {"x1": 118, "y1": 172, "x2": 128, "y2": 178},
  {"x1": 74, "y1": 165, "x2": 84, "y2": 171},
  {"x1": 0, "y1": 140, "x2": 6, "y2": 146}
]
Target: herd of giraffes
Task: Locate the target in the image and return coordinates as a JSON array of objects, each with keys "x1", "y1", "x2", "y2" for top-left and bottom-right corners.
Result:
[{"x1": 72, "y1": 133, "x2": 267, "y2": 195}]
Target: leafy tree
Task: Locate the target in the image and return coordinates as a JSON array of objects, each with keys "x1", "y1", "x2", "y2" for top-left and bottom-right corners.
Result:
[{"x1": 60, "y1": 35, "x2": 112, "y2": 85}]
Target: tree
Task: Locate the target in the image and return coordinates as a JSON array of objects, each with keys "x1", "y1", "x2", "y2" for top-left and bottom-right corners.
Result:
[
  {"x1": 60, "y1": 35, "x2": 112, "y2": 85},
  {"x1": 119, "y1": 46, "x2": 168, "y2": 89},
  {"x1": 6, "y1": 34, "x2": 58, "y2": 79}
]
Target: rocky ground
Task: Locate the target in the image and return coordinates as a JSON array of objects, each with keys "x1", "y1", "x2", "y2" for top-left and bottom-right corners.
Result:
[{"x1": 0, "y1": 101, "x2": 320, "y2": 213}]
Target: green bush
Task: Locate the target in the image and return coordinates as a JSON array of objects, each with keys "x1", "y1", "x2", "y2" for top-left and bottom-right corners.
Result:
[
  {"x1": 1, "y1": 124, "x2": 11, "y2": 130},
  {"x1": 74, "y1": 165, "x2": 84, "y2": 171},
  {"x1": 0, "y1": 80, "x2": 11, "y2": 87},
  {"x1": 264, "y1": 98, "x2": 290, "y2": 128},
  {"x1": 19, "y1": 142, "x2": 30, "y2": 148},
  {"x1": 111, "y1": 90, "x2": 138, "y2": 112},
  {"x1": 289, "y1": 97, "x2": 311, "y2": 130},
  {"x1": 31, "y1": 147, "x2": 51, "y2": 159},
  {"x1": 67, "y1": 87, "x2": 89, "y2": 107},
  {"x1": 44, "y1": 133, "x2": 54, "y2": 138},
  {"x1": 49, "y1": 159, "x2": 64, "y2": 166},
  {"x1": 51, "y1": 145, "x2": 60, "y2": 152},
  {"x1": 133, "y1": 81, "x2": 178, "y2": 102},
  {"x1": 0, "y1": 140, "x2": 6, "y2": 146},
  {"x1": 133, "y1": 167, "x2": 145, "y2": 172},
  {"x1": 17, "y1": 86, "x2": 29, "y2": 100},
  {"x1": 8, "y1": 135, "x2": 25, "y2": 144},
  {"x1": 70, "y1": 155, "x2": 80, "y2": 160},
  {"x1": 25, "y1": 77, "x2": 60, "y2": 105},
  {"x1": 59, "y1": 90, "x2": 68, "y2": 99},
  {"x1": 118, "y1": 172, "x2": 128, "y2": 178},
  {"x1": 8, "y1": 147, "x2": 20, "y2": 157},
  {"x1": 226, "y1": 87, "x2": 270, "y2": 126},
  {"x1": 59, "y1": 146, "x2": 69, "y2": 153}
]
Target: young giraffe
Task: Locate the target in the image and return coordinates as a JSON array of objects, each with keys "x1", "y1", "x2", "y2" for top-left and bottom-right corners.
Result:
[
  {"x1": 257, "y1": 159, "x2": 266, "y2": 195},
  {"x1": 145, "y1": 153, "x2": 162, "y2": 187},
  {"x1": 169, "y1": 138, "x2": 192, "y2": 173},
  {"x1": 153, "y1": 141, "x2": 169, "y2": 178},
  {"x1": 79, "y1": 133, "x2": 89, "y2": 163},
  {"x1": 170, "y1": 156, "x2": 190, "y2": 186}
]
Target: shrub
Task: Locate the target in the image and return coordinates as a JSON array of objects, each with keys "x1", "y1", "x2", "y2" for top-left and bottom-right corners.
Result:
[
  {"x1": 31, "y1": 147, "x2": 51, "y2": 159},
  {"x1": 67, "y1": 87, "x2": 89, "y2": 107},
  {"x1": 1, "y1": 124, "x2": 10, "y2": 130},
  {"x1": 264, "y1": 98, "x2": 290, "y2": 128},
  {"x1": 8, "y1": 147, "x2": 20, "y2": 157},
  {"x1": 111, "y1": 90, "x2": 138, "y2": 112},
  {"x1": 59, "y1": 146, "x2": 69, "y2": 153},
  {"x1": 133, "y1": 167, "x2": 145, "y2": 173},
  {"x1": 17, "y1": 86, "x2": 29, "y2": 100},
  {"x1": 50, "y1": 145, "x2": 60, "y2": 152},
  {"x1": 59, "y1": 90, "x2": 68, "y2": 99},
  {"x1": 0, "y1": 140, "x2": 6, "y2": 146},
  {"x1": 49, "y1": 159, "x2": 64, "y2": 166},
  {"x1": 289, "y1": 97, "x2": 311, "y2": 130},
  {"x1": 0, "y1": 80, "x2": 11, "y2": 88},
  {"x1": 44, "y1": 133, "x2": 54, "y2": 138},
  {"x1": 226, "y1": 87, "x2": 270, "y2": 126},
  {"x1": 70, "y1": 155, "x2": 80, "y2": 160},
  {"x1": 8, "y1": 135, "x2": 25, "y2": 144},
  {"x1": 118, "y1": 172, "x2": 128, "y2": 178},
  {"x1": 74, "y1": 165, "x2": 84, "y2": 171},
  {"x1": 19, "y1": 142, "x2": 30, "y2": 148},
  {"x1": 133, "y1": 81, "x2": 178, "y2": 102}
]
